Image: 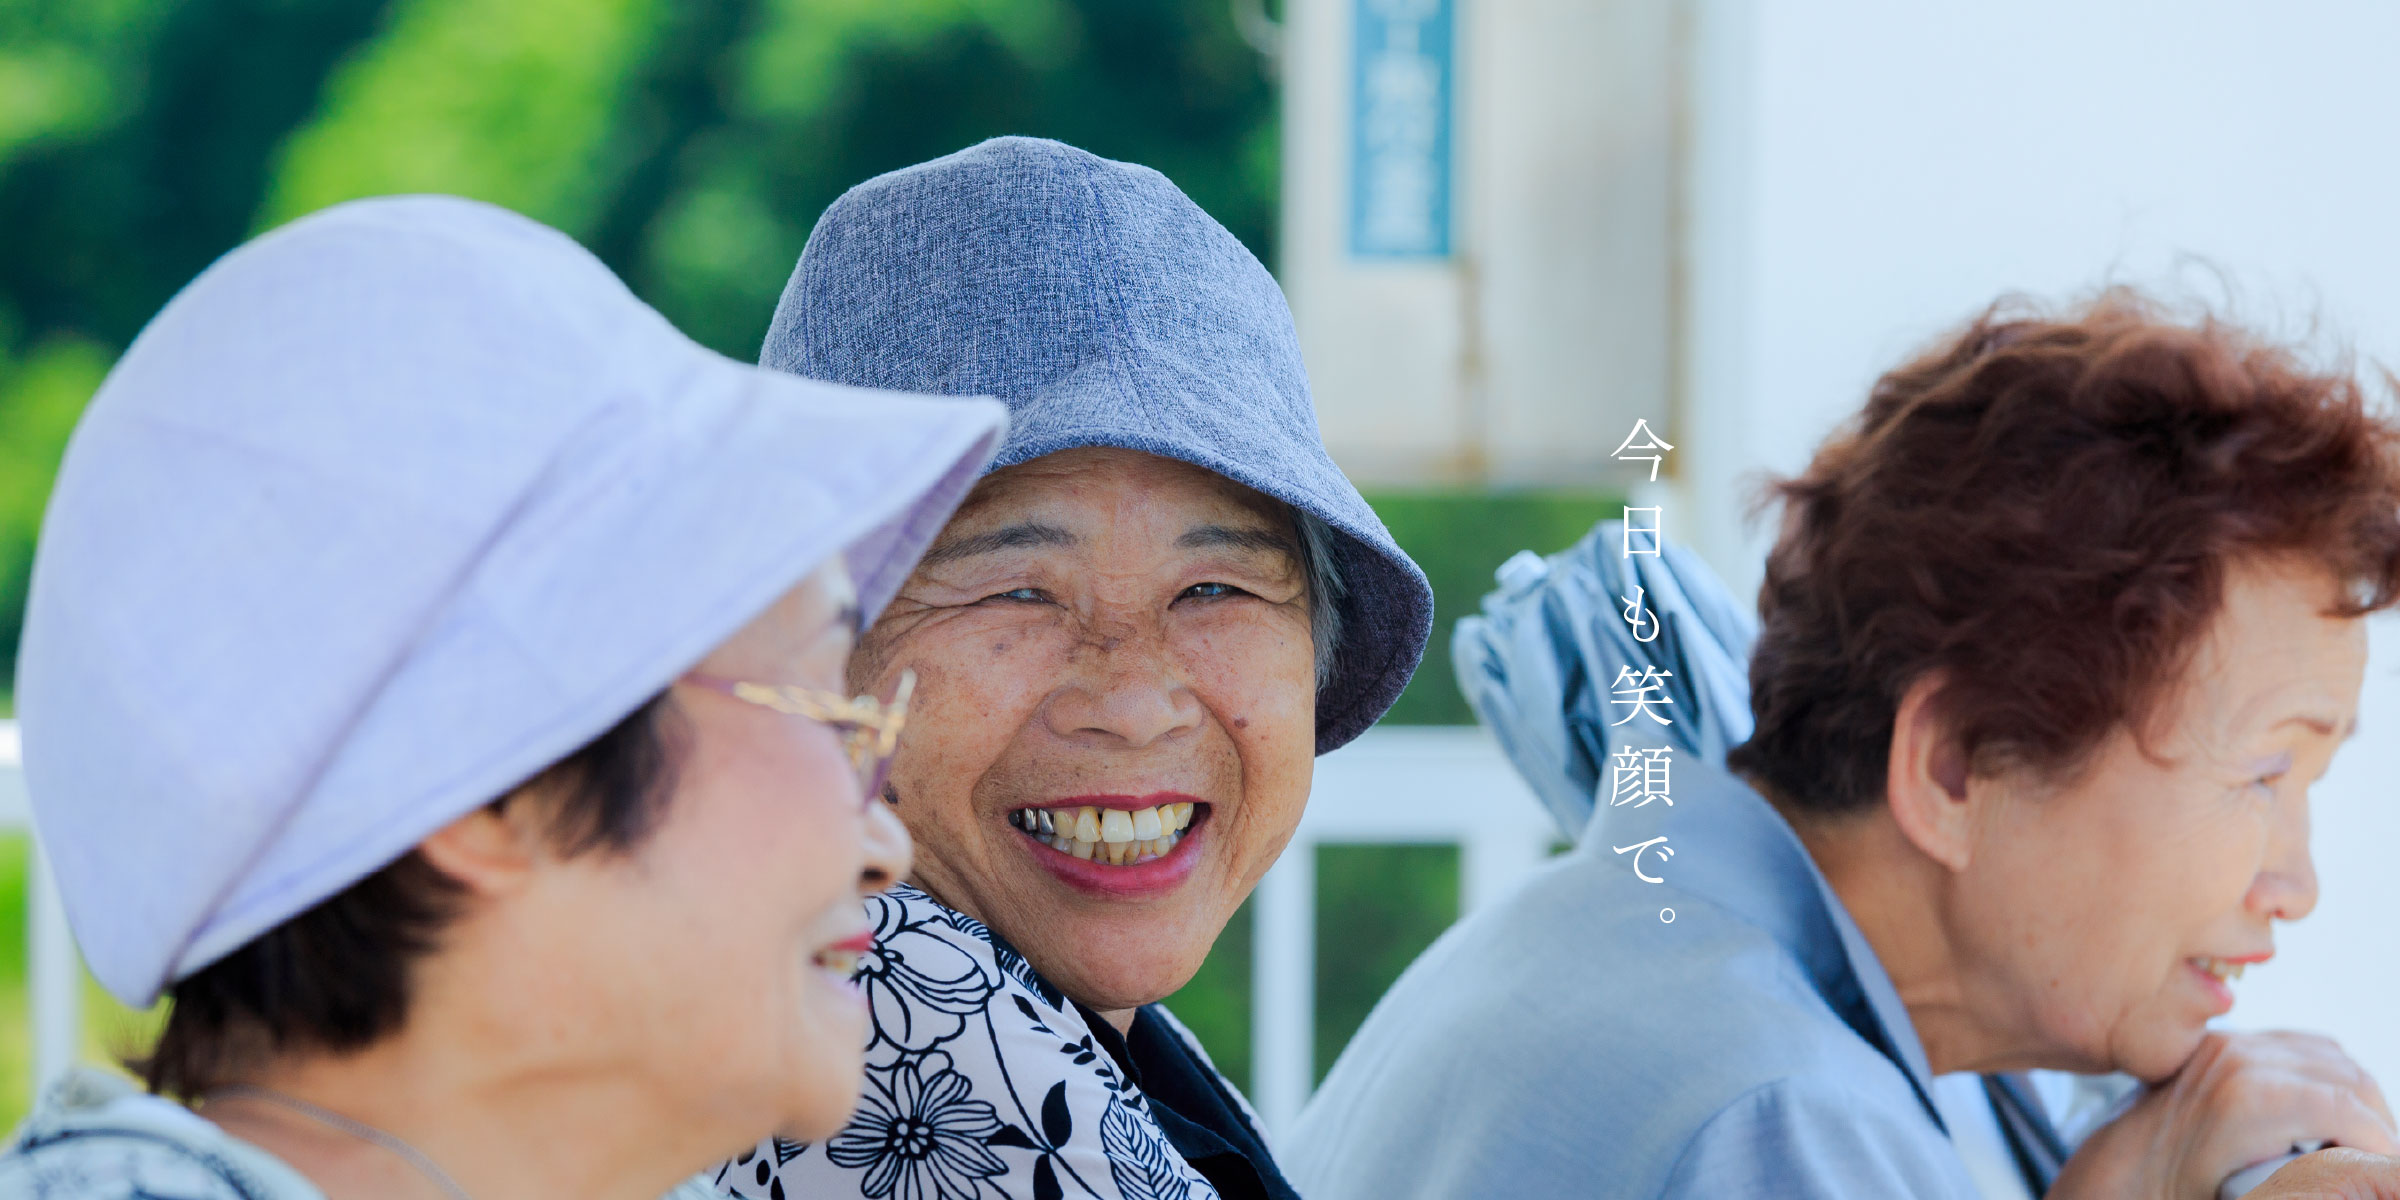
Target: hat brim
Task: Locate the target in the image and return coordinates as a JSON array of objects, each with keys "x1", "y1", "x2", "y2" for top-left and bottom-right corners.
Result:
[{"x1": 161, "y1": 361, "x2": 1003, "y2": 998}]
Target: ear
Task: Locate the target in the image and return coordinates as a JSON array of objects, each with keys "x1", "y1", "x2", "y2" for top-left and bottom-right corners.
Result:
[
  {"x1": 416, "y1": 799, "x2": 548, "y2": 898},
  {"x1": 1885, "y1": 673, "x2": 1978, "y2": 873}
]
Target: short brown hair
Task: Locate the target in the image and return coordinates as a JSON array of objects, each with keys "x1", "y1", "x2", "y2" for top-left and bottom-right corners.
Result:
[
  {"x1": 1728, "y1": 291, "x2": 2400, "y2": 817},
  {"x1": 141, "y1": 695, "x2": 683, "y2": 1098}
]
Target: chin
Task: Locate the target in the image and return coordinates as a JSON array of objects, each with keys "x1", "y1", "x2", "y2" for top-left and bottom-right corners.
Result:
[
  {"x1": 778, "y1": 1060, "x2": 869, "y2": 1141},
  {"x1": 1047, "y1": 949, "x2": 1207, "y2": 1014},
  {"x1": 2117, "y1": 1018, "x2": 2212, "y2": 1084},
  {"x1": 782, "y1": 1095, "x2": 863, "y2": 1143}
]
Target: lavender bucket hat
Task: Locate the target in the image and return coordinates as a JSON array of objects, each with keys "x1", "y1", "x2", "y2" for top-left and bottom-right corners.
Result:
[{"x1": 763, "y1": 136, "x2": 1434, "y2": 752}]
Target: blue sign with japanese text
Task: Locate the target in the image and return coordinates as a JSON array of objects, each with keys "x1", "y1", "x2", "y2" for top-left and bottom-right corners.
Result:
[{"x1": 1350, "y1": 0, "x2": 1455, "y2": 258}]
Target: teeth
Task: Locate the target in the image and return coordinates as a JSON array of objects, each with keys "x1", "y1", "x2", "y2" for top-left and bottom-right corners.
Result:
[
  {"x1": 2192, "y1": 957, "x2": 2250, "y2": 984},
  {"x1": 1099, "y1": 809, "x2": 1135, "y2": 842},
  {"x1": 1006, "y1": 801, "x2": 1201, "y2": 866}
]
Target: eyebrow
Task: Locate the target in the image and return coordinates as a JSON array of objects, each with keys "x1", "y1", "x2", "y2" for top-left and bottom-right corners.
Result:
[
  {"x1": 2278, "y1": 712, "x2": 2355, "y2": 741},
  {"x1": 918, "y1": 521, "x2": 1077, "y2": 568},
  {"x1": 1178, "y1": 523, "x2": 1299, "y2": 558}
]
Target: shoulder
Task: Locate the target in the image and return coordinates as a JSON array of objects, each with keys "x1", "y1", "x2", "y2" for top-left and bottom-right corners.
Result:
[
  {"x1": 1, "y1": 1071, "x2": 323, "y2": 1200},
  {"x1": 714, "y1": 886, "x2": 1222, "y2": 1200},
  {"x1": 1288, "y1": 861, "x2": 1923, "y2": 1199},
  {"x1": 1662, "y1": 1075, "x2": 1977, "y2": 1200},
  {"x1": 1320, "y1": 851, "x2": 1879, "y2": 1095}
]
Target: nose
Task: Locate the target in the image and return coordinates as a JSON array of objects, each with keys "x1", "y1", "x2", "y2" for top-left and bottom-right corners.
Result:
[
  {"x1": 858, "y1": 795, "x2": 912, "y2": 894},
  {"x1": 1044, "y1": 627, "x2": 1204, "y2": 748},
  {"x1": 2247, "y1": 789, "x2": 2319, "y2": 923}
]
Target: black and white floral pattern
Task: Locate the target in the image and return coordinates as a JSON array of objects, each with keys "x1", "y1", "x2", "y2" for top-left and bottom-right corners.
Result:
[{"x1": 714, "y1": 884, "x2": 1221, "y2": 1200}]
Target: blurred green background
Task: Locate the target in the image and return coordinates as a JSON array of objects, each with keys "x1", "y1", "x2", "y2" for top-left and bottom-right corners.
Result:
[{"x1": 0, "y1": 0, "x2": 1607, "y2": 1127}]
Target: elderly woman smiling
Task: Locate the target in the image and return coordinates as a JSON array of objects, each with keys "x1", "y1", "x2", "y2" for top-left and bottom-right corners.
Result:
[
  {"x1": 1290, "y1": 294, "x2": 2400, "y2": 1200},
  {"x1": 712, "y1": 138, "x2": 1431, "y2": 1200},
  {"x1": 0, "y1": 197, "x2": 1005, "y2": 1199}
]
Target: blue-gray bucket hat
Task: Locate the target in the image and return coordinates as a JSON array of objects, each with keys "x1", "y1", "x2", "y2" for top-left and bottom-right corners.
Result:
[{"x1": 765, "y1": 136, "x2": 1433, "y2": 752}]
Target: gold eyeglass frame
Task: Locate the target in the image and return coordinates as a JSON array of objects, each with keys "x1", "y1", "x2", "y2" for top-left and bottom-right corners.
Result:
[{"x1": 681, "y1": 669, "x2": 916, "y2": 806}]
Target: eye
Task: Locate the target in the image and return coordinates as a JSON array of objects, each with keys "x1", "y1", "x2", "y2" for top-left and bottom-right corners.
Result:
[
  {"x1": 1180, "y1": 582, "x2": 1247, "y2": 600},
  {"x1": 983, "y1": 587, "x2": 1048, "y2": 604},
  {"x1": 2244, "y1": 751, "x2": 2296, "y2": 799}
]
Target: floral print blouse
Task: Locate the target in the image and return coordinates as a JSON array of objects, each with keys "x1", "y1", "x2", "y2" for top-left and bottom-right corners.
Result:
[{"x1": 712, "y1": 883, "x2": 1252, "y2": 1200}]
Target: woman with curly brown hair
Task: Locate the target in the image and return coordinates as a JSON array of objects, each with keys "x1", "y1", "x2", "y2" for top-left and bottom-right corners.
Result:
[{"x1": 1292, "y1": 291, "x2": 2400, "y2": 1200}]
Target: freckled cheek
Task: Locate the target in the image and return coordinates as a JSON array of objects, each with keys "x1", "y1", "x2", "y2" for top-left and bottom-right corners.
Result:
[
  {"x1": 1197, "y1": 671, "x2": 1313, "y2": 750},
  {"x1": 1178, "y1": 624, "x2": 1315, "y2": 715},
  {"x1": 882, "y1": 642, "x2": 1063, "y2": 809},
  {"x1": 1181, "y1": 651, "x2": 1316, "y2": 850}
]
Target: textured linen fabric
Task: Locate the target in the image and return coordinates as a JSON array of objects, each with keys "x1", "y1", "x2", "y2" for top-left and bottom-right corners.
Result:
[
  {"x1": 15, "y1": 195, "x2": 1007, "y2": 1005},
  {"x1": 0, "y1": 1069, "x2": 326, "y2": 1199},
  {"x1": 1435, "y1": 522, "x2": 2104, "y2": 1198},
  {"x1": 713, "y1": 883, "x2": 1237, "y2": 1200},
  {"x1": 1452, "y1": 521, "x2": 1758, "y2": 842},
  {"x1": 1285, "y1": 764, "x2": 1984, "y2": 1200},
  {"x1": 760, "y1": 135, "x2": 1432, "y2": 752}
]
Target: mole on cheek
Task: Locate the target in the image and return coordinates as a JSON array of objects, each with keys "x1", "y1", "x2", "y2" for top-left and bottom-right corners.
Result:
[
  {"x1": 991, "y1": 641, "x2": 1011, "y2": 656},
  {"x1": 1234, "y1": 716, "x2": 1250, "y2": 730}
]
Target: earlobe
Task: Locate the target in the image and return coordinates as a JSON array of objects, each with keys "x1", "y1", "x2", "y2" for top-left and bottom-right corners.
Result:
[
  {"x1": 1885, "y1": 675, "x2": 1978, "y2": 872},
  {"x1": 415, "y1": 802, "x2": 545, "y2": 896}
]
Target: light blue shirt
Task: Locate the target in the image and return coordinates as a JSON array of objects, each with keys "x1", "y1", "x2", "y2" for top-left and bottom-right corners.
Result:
[{"x1": 1286, "y1": 766, "x2": 1983, "y2": 1199}]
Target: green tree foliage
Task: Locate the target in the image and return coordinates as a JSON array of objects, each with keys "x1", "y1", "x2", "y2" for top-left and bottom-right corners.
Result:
[
  {"x1": 0, "y1": 336, "x2": 108, "y2": 673},
  {"x1": 0, "y1": 0, "x2": 1280, "y2": 688},
  {"x1": 0, "y1": 0, "x2": 1573, "y2": 1129},
  {"x1": 1368, "y1": 489, "x2": 1621, "y2": 723},
  {"x1": 263, "y1": 0, "x2": 677, "y2": 233}
]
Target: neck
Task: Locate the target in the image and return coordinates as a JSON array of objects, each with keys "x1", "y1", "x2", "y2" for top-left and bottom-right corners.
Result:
[
  {"x1": 205, "y1": 979, "x2": 731, "y2": 1200},
  {"x1": 1782, "y1": 803, "x2": 2042, "y2": 1077}
]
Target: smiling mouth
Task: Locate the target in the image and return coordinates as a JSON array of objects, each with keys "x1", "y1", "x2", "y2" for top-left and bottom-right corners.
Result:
[
  {"x1": 814, "y1": 931, "x2": 874, "y2": 980},
  {"x1": 1009, "y1": 802, "x2": 1200, "y2": 865},
  {"x1": 2190, "y1": 956, "x2": 2253, "y2": 985}
]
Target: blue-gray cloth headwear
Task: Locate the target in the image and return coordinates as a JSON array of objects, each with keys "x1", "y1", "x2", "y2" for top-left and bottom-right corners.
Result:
[
  {"x1": 1453, "y1": 522, "x2": 1756, "y2": 843},
  {"x1": 763, "y1": 135, "x2": 1434, "y2": 753}
]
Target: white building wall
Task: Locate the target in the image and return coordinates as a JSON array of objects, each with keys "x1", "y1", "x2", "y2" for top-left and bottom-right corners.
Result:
[{"x1": 1285, "y1": 0, "x2": 1677, "y2": 487}]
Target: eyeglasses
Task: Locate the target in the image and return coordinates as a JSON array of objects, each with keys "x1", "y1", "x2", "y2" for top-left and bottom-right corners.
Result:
[{"x1": 680, "y1": 669, "x2": 915, "y2": 807}]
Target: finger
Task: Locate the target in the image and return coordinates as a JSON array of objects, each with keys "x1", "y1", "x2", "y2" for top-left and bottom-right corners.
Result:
[
  {"x1": 2315, "y1": 1086, "x2": 2400, "y2": 1158},
  {"x1": 2184, "y1": 1050, "x2": 2399, "y2": 1169},
  {"x1": 2251, "y1": 1148, "x2": 2400, "y2": 1200},
  {"x1": 2352, "y1": 1064, "x2": 2394, "y2": 1131}
]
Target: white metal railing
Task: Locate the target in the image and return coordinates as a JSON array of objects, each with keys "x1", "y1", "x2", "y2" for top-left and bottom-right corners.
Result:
[
  {"x1": 1250, "y1": 725, "x2": 1554, "y2": 1135},
  {"x1": 0, "y1": 719, "x2": 81, "y2": 1110},
  {"x1": 0, "y1": 719, "x2": 1553, "y2": 1127}
]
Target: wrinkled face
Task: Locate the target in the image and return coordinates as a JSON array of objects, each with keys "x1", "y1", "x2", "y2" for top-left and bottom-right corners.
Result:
[
  {"x1": 855, "y1": 446, "x2": 1319, "y2": 1015},
  {"x1": 1950, "y1": 559, "x2": 2364, "y2": 1082},
  {"x1": 565, "y1": 562, "x2": 911, "y2": 1142}
]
